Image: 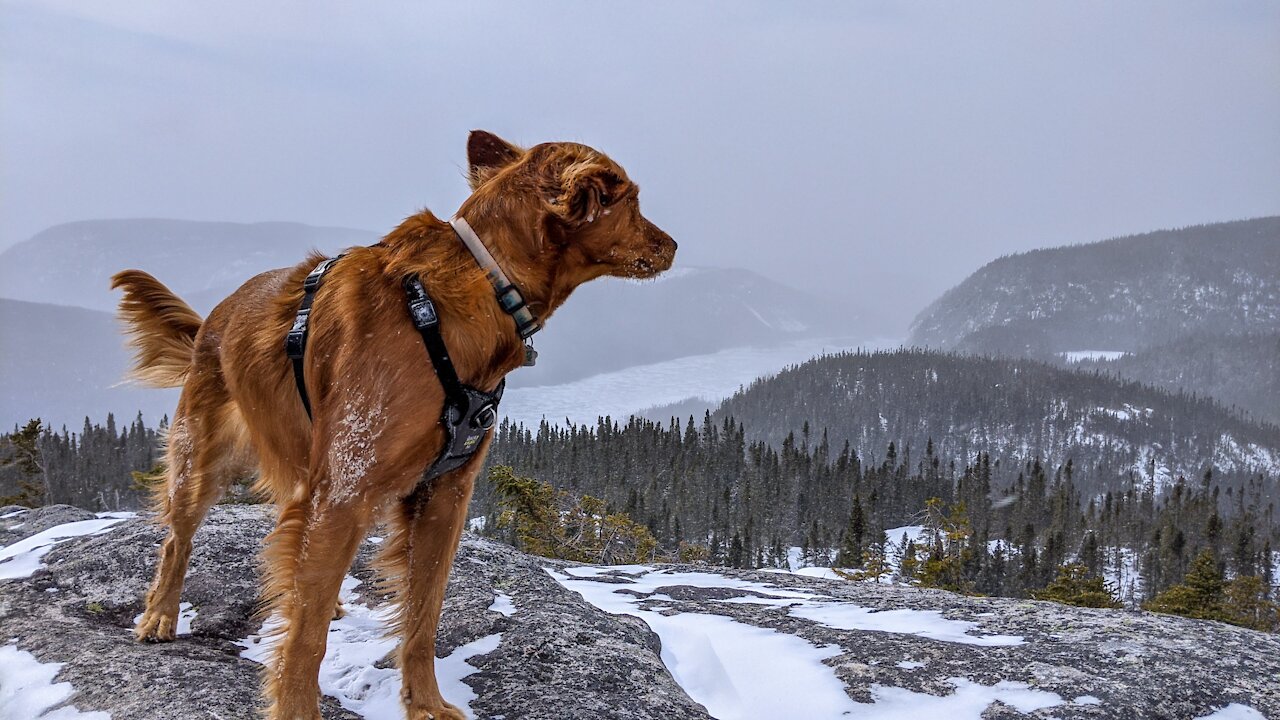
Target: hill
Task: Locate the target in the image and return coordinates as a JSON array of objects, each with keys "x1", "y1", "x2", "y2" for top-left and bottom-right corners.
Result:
[
  {"x1": 908, "y1": 217, "x2": 1280, "y2": 353},
  {"x1": 1070, "y1": 332, "x2": 1280, "y2": 427},
  {"x1": 713, "y1": 349, "x2": 1280, "y2": 495},
  {"x1": 2, "y1": 504, "x2": 1276, "y2": 719},
  {"x1": 0, "y1": 219, "x2": 378, "y2": 314},
  {"x1": 0, "y1": 298, "x2": 179, "y2": 429}
]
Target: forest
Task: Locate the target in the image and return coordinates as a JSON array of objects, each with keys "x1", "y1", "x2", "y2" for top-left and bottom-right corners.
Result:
[{"x1": 4, "y1": 385, "x2": 1277, "y2": 629}]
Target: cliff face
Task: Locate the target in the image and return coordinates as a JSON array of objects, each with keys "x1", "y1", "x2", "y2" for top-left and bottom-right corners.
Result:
[{"x1": 2, "y1": 504, "x2": 1277, "y2": 720}]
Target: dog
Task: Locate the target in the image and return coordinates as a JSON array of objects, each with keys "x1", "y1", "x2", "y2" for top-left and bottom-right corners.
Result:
[{"x1": 111, "y1": 130, "x2": 676, "y2": 720}]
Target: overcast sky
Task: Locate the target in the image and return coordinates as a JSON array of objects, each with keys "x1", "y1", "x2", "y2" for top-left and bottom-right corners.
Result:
[{"x1": 3, "y1": 1, "x2": 1278, "y2": 329}]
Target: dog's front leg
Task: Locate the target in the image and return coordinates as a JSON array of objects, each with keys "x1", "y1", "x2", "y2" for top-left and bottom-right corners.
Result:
[{"x1": 385, "y1": 460, "x2": 482, "y2": 720}]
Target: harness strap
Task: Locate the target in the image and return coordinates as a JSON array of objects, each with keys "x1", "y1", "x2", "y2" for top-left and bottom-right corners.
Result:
[
  {"x1": 404, "y1": 273, "x2": 503, "y2": 479},
  {"x1": 284, "y1": 255, "x2": 343, "y2": 418}
]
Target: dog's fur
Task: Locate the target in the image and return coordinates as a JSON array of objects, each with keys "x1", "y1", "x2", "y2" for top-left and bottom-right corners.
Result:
[{"x1": 112, "y1": 131, "x2": 675, "y2": 720}]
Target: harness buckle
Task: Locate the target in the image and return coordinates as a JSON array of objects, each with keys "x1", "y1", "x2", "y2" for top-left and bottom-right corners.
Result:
[
  {"x1": 285, "y1": 309, "x2": 310, "y2": 359},
  {"x1": 473, "y1": 403, "x2": 498, "y2": 430}
]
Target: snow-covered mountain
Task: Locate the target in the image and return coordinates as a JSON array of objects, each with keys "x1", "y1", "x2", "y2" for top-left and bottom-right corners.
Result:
[
  {"x1": 908, "y1": 217, "x2": 1280, "y2": 354},
  {"x1": 714, "y1": 350, "x2": 1280, "y2": 497}
]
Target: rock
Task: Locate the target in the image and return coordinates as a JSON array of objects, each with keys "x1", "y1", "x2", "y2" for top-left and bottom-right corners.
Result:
[{"x1": 2, "y1": 504, "x2": 1278, "y2": 719}]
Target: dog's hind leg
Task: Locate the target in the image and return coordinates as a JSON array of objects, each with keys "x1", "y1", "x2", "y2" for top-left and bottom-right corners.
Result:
[
  {"x1": 135, "y1": 397, "x2": 251, "y2": 642},
  {"x1": 261, "y1": 487, "x2": 377, "y2": 720},
  {"x1": 379, "y1": 457, "x2": 484, "y2": 720}
]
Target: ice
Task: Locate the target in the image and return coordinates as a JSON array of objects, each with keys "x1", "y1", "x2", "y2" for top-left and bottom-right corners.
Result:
[
  {"x1": 0, "y1": 515, "x2": 133, "y2": 580},
  {"x1": 0, "y1": 644, "x2": 111, "y2": 719},
  {"x1": 500, "y1": 336, "x2": 891, "y2": 429}
]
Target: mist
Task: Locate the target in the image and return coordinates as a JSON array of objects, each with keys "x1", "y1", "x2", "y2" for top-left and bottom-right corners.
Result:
[{"x1": 3, "y1": 1, "x2": 1278, "y2": 329}]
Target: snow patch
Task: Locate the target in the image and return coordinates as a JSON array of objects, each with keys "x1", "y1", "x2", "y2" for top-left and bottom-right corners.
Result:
[
  {"x1": 0, "y1": 644, "x2": 111, "y2": 719},
  {"x1": 0, "y1": 515, "x2": 134, "y2": 580},
  {"x1": 237, "y1": 575, "x2": 498, "y2": 719},
  {"x1": 1196, "y1": 705, "x2": 1267, "y2": 720},
  {"x1": 1062, "y1": 350, "x2": 1127, "y2": 362},
  {"x1": 549, "y1": 565, "x2": 1027, "y2": 718},
  {"x1": 849, "y1": 677, "x2": 1063, "y2": 719},
  {"x1": 488, "y1": 592, "x2": 516, "y2": 617},
  {"x1": 547, "y1": 567, "x2": 855, "y2": 719}
]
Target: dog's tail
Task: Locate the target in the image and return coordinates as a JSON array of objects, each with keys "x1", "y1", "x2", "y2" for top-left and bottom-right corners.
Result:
[{"x1": 110, "y1": 270, "x2": 203, "y2": 388}]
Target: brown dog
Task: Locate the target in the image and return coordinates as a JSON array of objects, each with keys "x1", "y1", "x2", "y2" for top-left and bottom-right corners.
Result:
[{"x1": 111, "y1": 131, "x2": 675, "y2": 720}]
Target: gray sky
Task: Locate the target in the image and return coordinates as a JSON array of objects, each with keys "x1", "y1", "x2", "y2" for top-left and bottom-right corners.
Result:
[{"x1": 3, "y1": 1, "x2": 1278, "y2": 330}]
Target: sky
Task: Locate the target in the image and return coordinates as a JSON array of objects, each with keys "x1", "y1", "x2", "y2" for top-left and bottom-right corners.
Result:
[{"x1": 3, "y1": 1, "x2": 1278, "y2": 330}]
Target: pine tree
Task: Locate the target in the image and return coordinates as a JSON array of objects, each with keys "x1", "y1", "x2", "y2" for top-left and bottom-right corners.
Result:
[{"x1": 835, "y1": 494, "x2": 865, "y2": 568}]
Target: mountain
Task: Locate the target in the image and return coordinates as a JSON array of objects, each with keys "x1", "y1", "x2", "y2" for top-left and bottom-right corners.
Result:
[
  {"x1": 908, "y1": 217, "x2": 1280, "y2": 353},
  {"x1": 713, "y1": 349, "x2": 1280, "y2": 496},
  {"x1": 3, "y1": 504, "x2": 1277, "y2": 719},
  {"x1": 1070, "y1": 332, "x2": 1280, "y2": 427},
  {"x1": 0, "y1": 299, "x2": 179, "y2": 430},
  {"x1": 514, "y1": 266, "x2": 847, "y2": 386},
  {"x1": 0, "y1": 220, "x2": 856, "y2": 427},
  {"x1": 0, "y1": 219, "x2": 379, "y2": 314}
]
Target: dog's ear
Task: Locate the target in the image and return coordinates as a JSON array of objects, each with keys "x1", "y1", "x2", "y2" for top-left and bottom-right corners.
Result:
[
  {"x1": 467, "y1": 131, "x2": 524, "y2": 190},
  {"x1": 547, "y1": 159, "x2": 626, "y2": 227}
]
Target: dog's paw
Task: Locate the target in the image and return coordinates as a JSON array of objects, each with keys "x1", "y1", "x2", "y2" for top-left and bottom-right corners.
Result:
[
  {"x1": 409, "y1": 702, "x2": 466, "y2": 720},
  {"x1": 332, "y1": 601, "x2": 346, "y2": 620},
  {"x1": 134, "y1": 607, "x2": 178, "y2": 643}
]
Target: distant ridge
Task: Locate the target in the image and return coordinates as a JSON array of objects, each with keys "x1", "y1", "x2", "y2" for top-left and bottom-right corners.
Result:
[
  {"x1": 0, "y1": 218, "x2": 380, "y2": 314},
  {"x1": 908, "y1": 216, "x2": 1280, "y2": 353}
]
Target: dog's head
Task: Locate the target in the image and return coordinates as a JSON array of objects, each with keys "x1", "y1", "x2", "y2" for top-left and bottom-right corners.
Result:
[{"x1": 462, "y1": 130, "x2": 677, "y2": 281}]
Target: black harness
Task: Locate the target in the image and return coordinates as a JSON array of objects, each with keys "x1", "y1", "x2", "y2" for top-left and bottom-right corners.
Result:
[{"x1": 285, "y1": 243, "x2": 535, "y2": 480}]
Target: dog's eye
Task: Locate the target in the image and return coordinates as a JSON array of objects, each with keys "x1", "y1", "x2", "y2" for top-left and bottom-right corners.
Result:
[{"x1": 599, "y1": 193, "x2": 611, "y2": 206}]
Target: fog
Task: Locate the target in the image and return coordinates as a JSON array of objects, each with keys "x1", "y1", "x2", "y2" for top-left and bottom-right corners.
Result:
[{"x1": 3, "y1": 1, "x2": 1278, "y2": 329}]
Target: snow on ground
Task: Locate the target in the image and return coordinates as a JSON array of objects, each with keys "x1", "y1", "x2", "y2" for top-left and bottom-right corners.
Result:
[
  {"x1": 487, "y1": 592, "x2": 516, "y2": 617},
  {"x1": 0, "y1": 644, "x2": 111, "y2": 720},
  {"x1": 130, "y1": 603, "x2": 196, "y2": 636},
  {"x1": 549, "y1": 565, "x2": 1029, "y2": 720},
  {"x1": 1062, "y1": 350, "x2": 1128, "y2": 362},
  {"x1": 237, "y1": 576, "x2": 498, "y2": 720},
  {"x1": 0, "y1": 513, "x2": 135, "y2": 580},
  {"x1": 501, "y1": 336, "x2": 893, "y2": 429},
  {"x1": 1195, "y1": 704, "x2": 1267, "y2": 720}
]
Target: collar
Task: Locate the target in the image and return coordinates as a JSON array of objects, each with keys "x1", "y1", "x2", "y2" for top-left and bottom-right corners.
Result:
[{"x1": 449, "y1": 217, "x2": 542, "y2": 356}]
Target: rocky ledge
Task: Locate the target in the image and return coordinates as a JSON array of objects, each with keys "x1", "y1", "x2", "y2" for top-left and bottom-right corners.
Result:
[{"x1": 0, "y1": 504, "x2": 1276, "y2": 720}]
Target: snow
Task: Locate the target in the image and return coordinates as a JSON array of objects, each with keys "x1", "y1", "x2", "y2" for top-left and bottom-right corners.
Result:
[
  {"x1": 788, "y1": 603, "x2": 1023, "y2": 646},
  {"x1": 1196, "y1": 704, "x2": 1267, "y2": 720},
  {"x1": 488, "y1": 592, "x2": 516, "y2": 617},
  {"x1": 549, "y1": 566, "x2": 1030, "y2": 720},
  {"x1": 1062, "y1": 350, "x2": 1127, "y2": 362},
  {"x1": 501, "y1": 336, "x2": 894, "y2": 429},
  {"x1": 1074, "y1": 695, "x2": 1103, "y2": 705},
  {"x1": 0, "y1": 644, "x2": 111, "y2": 719},
  {"x1": 466, "y1": 516, "x2": 487, "y2": 532},
  {"x1": 0, "y1": 513, "x2": 135, "y2": 580},
  {"x1": 237, "y1": 575, "x2": 498, "y2": 719},
  {"x1": 131, "y1": 603, "x2": 196, "y2": 636},
  {"x1": 847, "y1": 678, "x2": 1062, "y2": 719},
  {"x1": 895, "y1": 660, "x2": 925, "y2": 670},
  {"x1": 1, "y1": 509, "x2": 30, "y2": 519},
  {"x1": 547, "y1": 567, "x2": 856, "y2": 719}
]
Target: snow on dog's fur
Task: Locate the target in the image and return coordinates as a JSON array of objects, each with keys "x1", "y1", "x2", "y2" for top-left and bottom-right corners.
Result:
[{"x1": 111, "y1": 131, "x2": 676, "y2": 720}]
